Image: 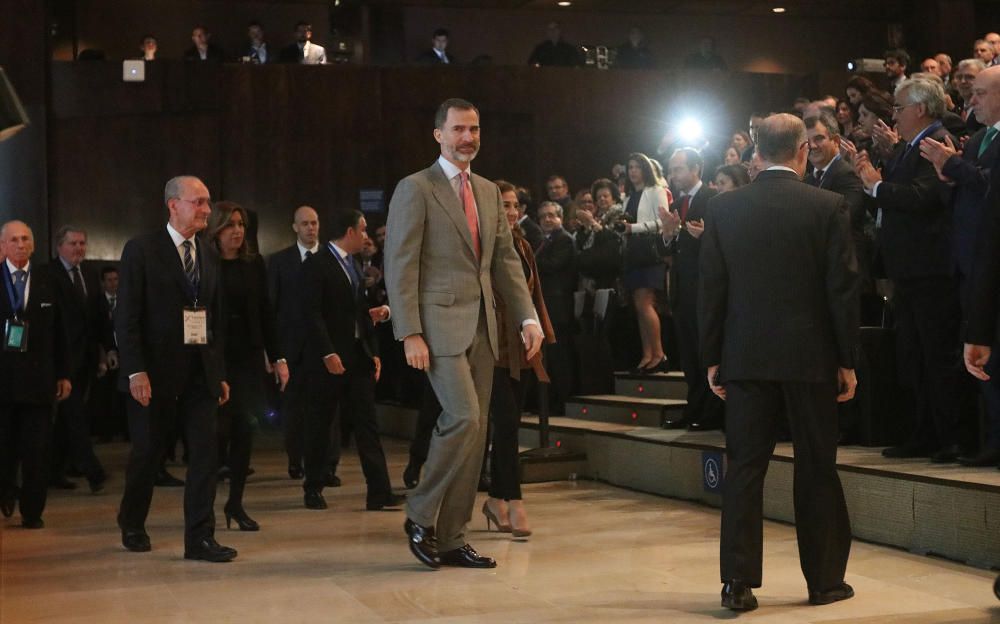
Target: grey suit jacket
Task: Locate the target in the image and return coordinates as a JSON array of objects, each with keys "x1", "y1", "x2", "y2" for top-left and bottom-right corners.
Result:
[{"x1": 385, "y1": 161, "x2": 536, "y2": 358}]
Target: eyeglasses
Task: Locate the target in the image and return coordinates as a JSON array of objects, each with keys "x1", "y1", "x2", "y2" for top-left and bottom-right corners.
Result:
[
  {"x1": 177, "y1": 197, "x2": 211, "y2": 207},
  {"x1": 891, "y1": 103, "x2": 918, "y2": 113}
]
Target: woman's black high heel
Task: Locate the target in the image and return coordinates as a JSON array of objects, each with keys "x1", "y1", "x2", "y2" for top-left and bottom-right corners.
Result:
[
  {"x1": 224, "y1": 504, "x2": 260, "y2": 531},
  {"x1": 641, "y1": 357, "x2": 669, "y2": 375}
]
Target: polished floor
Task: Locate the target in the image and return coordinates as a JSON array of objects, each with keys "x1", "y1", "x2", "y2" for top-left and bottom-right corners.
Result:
[{"x1": 1, "y1": 436, "x2": 998, "y2": 623}]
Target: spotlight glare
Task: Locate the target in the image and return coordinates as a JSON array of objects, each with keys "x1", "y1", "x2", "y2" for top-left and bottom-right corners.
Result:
[
  {"x1": 677, "y1": 117, "x2": 703, "y2": 144},
  {"x1": 557, "y1": 1, "x2": 572, "y2": 5},
  {"x1": 772, "y1": 7, "x2": 786, "y2": 13}
]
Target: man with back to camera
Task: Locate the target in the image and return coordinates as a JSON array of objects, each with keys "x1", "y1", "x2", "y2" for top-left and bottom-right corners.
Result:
[
  {"x1": 384, "y1": 98, "x2": 543, "y2": 569},
  {"x1": 115, "y1": 175, "x2": 234, "y2": 562},
  {"x1": 699, "y1": 114, "x2": 859, "y2": 611},
  {"x1": 0, "y1": 220, "x2": 72, "y2": 528}
]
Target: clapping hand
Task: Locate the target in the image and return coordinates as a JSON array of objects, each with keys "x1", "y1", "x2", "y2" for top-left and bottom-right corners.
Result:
[
  {"x1": 919, "y1": 135, "x2": 958, "y2": 183},
  {"x1": 872, "y1": 119, "x2": 899, "y2": 151},
  {"x1": 657, "y1": 205, "x2": 681, "y2": 238}
]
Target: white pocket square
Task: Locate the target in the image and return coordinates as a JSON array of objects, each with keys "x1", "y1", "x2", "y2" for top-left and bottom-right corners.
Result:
[{"x1": 40, "y1": 302, "x2": 53, "y2": 308}]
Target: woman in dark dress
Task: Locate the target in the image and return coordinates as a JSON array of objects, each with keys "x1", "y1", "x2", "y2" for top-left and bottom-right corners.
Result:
[
  {"x1": 481, "y1": 180, "x2": 556, "y2": 538},
  {"x1": 208, "y1": 201, "x2": 289, "y2": 531}
]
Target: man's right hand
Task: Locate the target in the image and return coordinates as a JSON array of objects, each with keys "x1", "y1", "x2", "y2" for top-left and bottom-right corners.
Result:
[
  {"x1": 837, "y1": 368, "x2": 857, "y2": 403},
  {"x1": 964, "y1": 343, "x2": 992, "y2": 381},
  {"x1": 324, "y1": 353, "x2": 346, "y2": 375},
  {"x1": 404, "y1": 334, "x2": 430, "y2": 371},
  {"x1": 130, "y1": 372, "x2": 152, "y2": 407}
]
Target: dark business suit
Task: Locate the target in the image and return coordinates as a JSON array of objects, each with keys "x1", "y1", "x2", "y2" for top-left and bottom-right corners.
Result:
[
  {"x1": 416, "y1": 49, "x2": 456, "y2": 65},
  {"x1": 89, "y1": 289, "x2": 126, "y2": 441},
  {"x1": 535, "y1": 227, "x2": 577, "y2": 415},
  {"x1": 183, "y1": 44, "x2": 225, "y2": 62},
  {"x1": 699, "y1": 169, "x2": 859, "y2": 591},
  {"x1": 0, "y1": 262, "x2": 70, "y2": 523},
  {"x1": 945, "y1": 126, "x2": 1000, "y2": 452},
  {"x1": 115, "y1": 228, "x2": 226, "y2": 548},
  {"x1": 267, "y1": 244, "x2": 315, "y2": 472},
  {"x1": 298, "y1": 244, "x2": 392, "y2": 505},
  {"x1": 874, "y1": 124, "x2": 966, "y2": 452},
  {"x1": 48, "y1": 259, "x2": 105, "y2": 486},
  {"x1": 518, "y1": 215, "x2": 545, "y2": 253}
]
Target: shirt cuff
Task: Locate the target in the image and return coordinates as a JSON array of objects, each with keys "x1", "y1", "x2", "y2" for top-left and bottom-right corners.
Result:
[
  {"x1": 866, "y1": 181, "x2": 881, "y2": 198},
  {"x1": 128, "y1": 372, "x2": 144, "y2": 381}
]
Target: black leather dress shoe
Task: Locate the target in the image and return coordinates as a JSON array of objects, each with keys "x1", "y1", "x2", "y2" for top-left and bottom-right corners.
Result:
[
  {"x1": 882, "y1": 443, "x2": 933, "y2": 459},
  {"x1": 439, "y1": 544, "x2": 497, "y2": 568},
  {"x1": 402, "y1": 463, "x2": 420, "y2": 489},
  {"x1": 808, "y1": 582, "x2": 854, "y2": 605},
  {"x1": 721, "y1": 581, "x2": 758, "y2": 611},
  {"x1": 21, "y1": 517, "x2": 44, "y2": 529},
  {"x1": 154, "y1": 468, "x2": 185, "y2": 487},
  {"x1": 121, "y1": 529, "x2": 152, "y2": 552},
  {"x1": 367, "y1": 493, "x2": 406, "y2": 511},
  {"x1": 404, "y1": 518, "x2": 439, "y2": 569},
  {"x1": 930, "y1": 444, "x2": 962, "y2": 464},
  {"x1": 0, "y1": 492, "x2": 15, "y2": 518},
  {"x1": 88, "y1": 474, "x2": 107, "y2": 494},
  {"x1": 184, "y1": 537, "x2": 237, "y2": 563},
  {"x1": 50, "y1": 476, "x2": 77, "y2": 490},
  {"x1": 688, "y1": 420, "x2": 722, "y2": 432},
  {"x1": 288, "y1": 464, "x2": 304, "y2": 480},
  {"x1": 957, "y1": 449, "x2": 1000, "y2": 467},
  {"x1": 304, "y1": 491, "x2": 327, "y2": 510},
  {"x1": 661, "y1": 417, "x2": 692, "y2": 430},
  {"x1": 993, "y1": 574, "x2": 999, "y2": 600},
  {"x1": 325, "y1": 472, "x2": 342, "y2": 487}
]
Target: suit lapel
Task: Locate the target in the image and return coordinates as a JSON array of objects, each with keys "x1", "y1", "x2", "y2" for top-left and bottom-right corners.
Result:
[
  {"x1": 429, "y1": 164, "x2": 477, "y2": 260},
  {"x1": 196, "y1": 233, "x2": 215, "y2": 305},
  {"x1": 471, "y1": 173, "x2": 495, "y2": 263}
]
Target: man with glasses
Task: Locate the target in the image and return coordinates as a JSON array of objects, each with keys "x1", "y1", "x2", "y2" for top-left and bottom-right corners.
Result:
[
  {"x1": 116, "y1": 176, "x2": 234, "y2": 562},
  {"x1": 855, "y1": 78, "x2": 968, "y2": 463},
  {"x1": 953, "y1": 58, "x2": 988, "y2": 133}
]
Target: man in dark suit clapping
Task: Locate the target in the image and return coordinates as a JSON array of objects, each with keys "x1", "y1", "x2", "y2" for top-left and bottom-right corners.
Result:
[
  {"x1": 535, "y1": 201, "x2": 576, "y2": 415},
  {"x1": 0, "y1": 221, "x2": 72, "y2": 528},
  {"x1": 700, "y1": 114, "x2": 859, "y2": 611},
  {"x1": 115, "y1": 175, "x2": 234, "y2": 562}
]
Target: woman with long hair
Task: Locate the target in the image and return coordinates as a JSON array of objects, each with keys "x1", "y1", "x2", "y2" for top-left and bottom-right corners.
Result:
[
  {"x1": 622, "y1": 152, "x2": 671, "y2": 373},
  {"x1": 481, "y1": 180, "x2": 556, "y2": 538},
  {"x1": 713, "y1": 164, "x2": 751, "y2": 193},
  {"x1": 207, "y1": 201, "x2": 288, "y2": 531}
]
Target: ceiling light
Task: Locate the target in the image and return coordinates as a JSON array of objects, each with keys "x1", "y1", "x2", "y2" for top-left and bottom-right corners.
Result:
[
  {"x1": 772, "y1": 7, "x2": 786, "y2": 12},
  {"x1": 558, "y1": 1, "x2": 572, "y2": 6}
]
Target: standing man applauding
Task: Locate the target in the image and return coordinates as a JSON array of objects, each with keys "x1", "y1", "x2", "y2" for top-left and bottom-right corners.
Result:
[
  {"x1": 700, "y1": 114, "x2": 859, "y2": 611},
  {"x1": 385, "y1": 98, "x2": 542, "y2": 569},
  {"x1": 116, "y1": 175, "x2": 233, "y2": 562}
]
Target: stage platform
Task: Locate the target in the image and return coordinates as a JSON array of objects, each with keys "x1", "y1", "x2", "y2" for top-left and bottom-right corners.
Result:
[
  {"x1": 2, "y1": 438, "x2": 999, "y2": 623},
  {"x1": 378, "y1": 370, "x2": 1000, "y2": 570}
]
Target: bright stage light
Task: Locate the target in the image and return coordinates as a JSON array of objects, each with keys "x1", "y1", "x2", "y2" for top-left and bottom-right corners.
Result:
[{"x1": 677, "y1": 117, "x2": 703, "y2": 143}]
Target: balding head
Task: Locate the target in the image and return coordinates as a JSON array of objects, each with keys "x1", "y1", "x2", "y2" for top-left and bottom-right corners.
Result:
[
  {"x1": 0, "y1": 220, "x2": 35, "y2": 268},
  {"x1": 755, "y1": 113, "x2": 808, "y2": 175},
  {"x1": 972, "y1": 66, "x2": 1000, "y2": 126},
  {"x1": 292, "y1": 205, "x2": 319, "y2": 247}
]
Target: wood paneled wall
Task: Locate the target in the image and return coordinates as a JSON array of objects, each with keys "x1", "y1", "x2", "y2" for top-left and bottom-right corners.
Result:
[{"x1": 50, "y1": 61, "x2": 811, "y2": 259}]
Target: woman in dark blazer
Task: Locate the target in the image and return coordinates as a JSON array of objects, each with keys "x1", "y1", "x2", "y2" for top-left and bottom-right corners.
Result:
[
  {"x1": 208, "y1": 201, "x2": 288, "y2": 531},
  {"x1": 481, "y1": 180, "x2": 556, "y2": 538}
]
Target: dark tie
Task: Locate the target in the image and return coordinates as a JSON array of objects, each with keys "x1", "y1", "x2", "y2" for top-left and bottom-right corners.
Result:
[
  {"x1": 182, "y1": 240, "x2": 199, "y2": 290},
  {"x1": 303, "y1": 249, "x2": 313, "y2": 263},
  {"x1": 71, "y1": 266, "x2": 86, "y2": 298},
  {"x1": 344, "y1": 255, "x2": 361, "y2": 294},
  {"x1": 12, "y1": 270, "x2": 26, "y2": 311},
  {"x1": 109, "y1": 295, "x2": 117, "y2": 312},
  {"x1": 678, "y1": 195, "x2": 691, "y2": 222}
]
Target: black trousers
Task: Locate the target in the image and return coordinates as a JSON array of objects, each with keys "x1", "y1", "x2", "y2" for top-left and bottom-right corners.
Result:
[
  {"x1": 90, "y1": 369, "x2": 128, "y2": 441},
  {"x1": 488, "y1": 367, "x2": 526, "y2": 501},
  {"x1": 302, "y1": 342, "x2": 391, "y2": 504},
  {"x1": 675, "y1": 300, "x2": 723, "y2": 426},
  {"x1": 0, "y1": 402, "x2": 53, "y2": 521},
  {"x1": 283, "y1": 360, "x2": 307, "y2": 469},
  {"x1": 52, "y1": 365, "x2": 104, "y2": 482},
  {"x1": 544, "y1": 321, "x2": 576, "y2": 416},
  {"x1": 721, "y1": 380, "x2": 851, "y2": 591},
  {"x1": 892, "y1": 277, "x2": 967, "y2": 449},
  {"x1": 118, "y1": 354, "x2": 219, "y2": 547},
  {"x1": 218, "y1": 352, "x2": 263, "y2": 509}
]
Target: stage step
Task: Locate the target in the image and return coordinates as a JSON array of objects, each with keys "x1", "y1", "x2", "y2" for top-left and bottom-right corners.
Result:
[
  {"x1": 614, "y1": 371, "x2": 687, "y2": 399},
  {"x1": 565, "y1": 395, "x2": 686, "y2": 428}
]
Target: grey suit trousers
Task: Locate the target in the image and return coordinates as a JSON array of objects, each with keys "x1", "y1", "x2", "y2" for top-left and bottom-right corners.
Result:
[{"x1": 406, "y1": 309, "x2": 494, "y2": 552}]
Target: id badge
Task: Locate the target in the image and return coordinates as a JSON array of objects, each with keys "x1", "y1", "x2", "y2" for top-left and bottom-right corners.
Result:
[
  {"x1": 183, "y1": 307, "x2": 208, "y2": 345},
  {"x1": 4, "y1": 318, "x2": 28, "y2": 352}
]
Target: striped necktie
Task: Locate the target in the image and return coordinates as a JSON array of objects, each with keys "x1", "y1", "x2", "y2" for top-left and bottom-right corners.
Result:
[{"x1": 182, "y1": 240, "x2": 199, "y2": 290}]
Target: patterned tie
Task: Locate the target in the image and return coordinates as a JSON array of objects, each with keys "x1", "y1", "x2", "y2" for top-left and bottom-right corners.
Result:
[
  {"x1": 182, "y1": 240, "x2": 199, "y2": 291},
  {"x1": 71, "y1": 266, "x2": 86, "y2": 298},
  {"x1": 12, "y1": 270, "x2": 26, "y2": 311},
  {"x1": 678, "y1": 195, "x2": 691, "y2": 222},
  {"x1": 459, "y1": 171, "x2": 482, "y2": 261},
  {"x1": 979, "y1": 127, "x2": 999, "y2": 158}
]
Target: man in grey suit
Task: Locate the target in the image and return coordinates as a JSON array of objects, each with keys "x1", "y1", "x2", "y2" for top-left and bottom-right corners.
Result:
[{"x1": 385, "y1": 98, "x2": 543, "y2": 569}]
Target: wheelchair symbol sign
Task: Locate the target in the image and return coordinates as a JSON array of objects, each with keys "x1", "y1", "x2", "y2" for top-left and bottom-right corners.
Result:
[{"x1": 703, "y1": 451, "x2": 724, "y2": 493}]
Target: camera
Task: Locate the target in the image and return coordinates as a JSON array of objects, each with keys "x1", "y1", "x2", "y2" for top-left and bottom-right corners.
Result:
[{"x1": 612, "y1": 221, "x2": 628, "y2": 233}]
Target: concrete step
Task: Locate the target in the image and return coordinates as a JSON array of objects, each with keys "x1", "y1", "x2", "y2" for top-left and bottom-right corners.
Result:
[
  {"x1": 614, "y1": 370, "x2": 687, "y2": 400},
  {"x1": 564, "y1": 394, "x2": 686, "y2": 428}
]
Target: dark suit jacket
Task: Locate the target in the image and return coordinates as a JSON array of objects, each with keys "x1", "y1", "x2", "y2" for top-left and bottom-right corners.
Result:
[
  {"x1": 667, "y1": 185, "x2": 718, "y2": 311},
  {"x1": 808, "y1": 157, "x2": 872, "y2": 286},
  {"x1": 267, "y1": 244, "x2": 308, "y2": 365},
  {"x1": 299, "y1": 245, "x2": 378, "y2": 372},
  {"x1": 221, "y1": 254, "x2": 282, "y2": 360},
  {"x1": 416, "y1": 49, "x2": 457, "y2": 64},
  {"x1": 0, "y1": 263, "x2": 70, "y2": 405},
  {"x1": 527, "y1": 40, "x2": 583, "y2": 67},
  {"x1": 92, "y1": 290, "x2": 117, "y2": 352},
  {"x1": 699, "y1": 169, "x2": 859, "y2": 383},
  {"x1": 966, "y1": 163, "x2": 1000, "y2": 345},
  {"x1": 48, "y1": 260, "x2": 100, "y2": 375},
  {"x1": 518, "y1": 216, "x2": 544, "y2": 252},
  {"x1": 183, "y1": 44, "x2": 225, "y2": 62},
  {"x1": 874, "y1": 124, "x2": 955, "y2": 280},
  {"x1": 240, "y1": 44, "x2": 276, "y2": 64},
  {"x1": 941, "y1": 126, "x2": 1000, "y2": 277},
  {"x1": 115, "y1": 228, "x2": 226, "y2": 398},
  {"x1": 534, "y1": 227, "x2": 577, "y2": 326}
]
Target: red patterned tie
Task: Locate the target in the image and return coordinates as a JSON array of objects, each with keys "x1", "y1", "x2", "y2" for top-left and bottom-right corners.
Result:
[
  {"x1": 679, "y1": 195, "x2": 691, "y2": 223},
  {"x1": 459, "y1": 171, "x2": 481, "y2": 261}
]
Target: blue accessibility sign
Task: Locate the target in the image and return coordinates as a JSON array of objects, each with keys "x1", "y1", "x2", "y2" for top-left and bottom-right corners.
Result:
[{"x1": 702, "y1": 451, "x2": 724, "y2": 493}]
